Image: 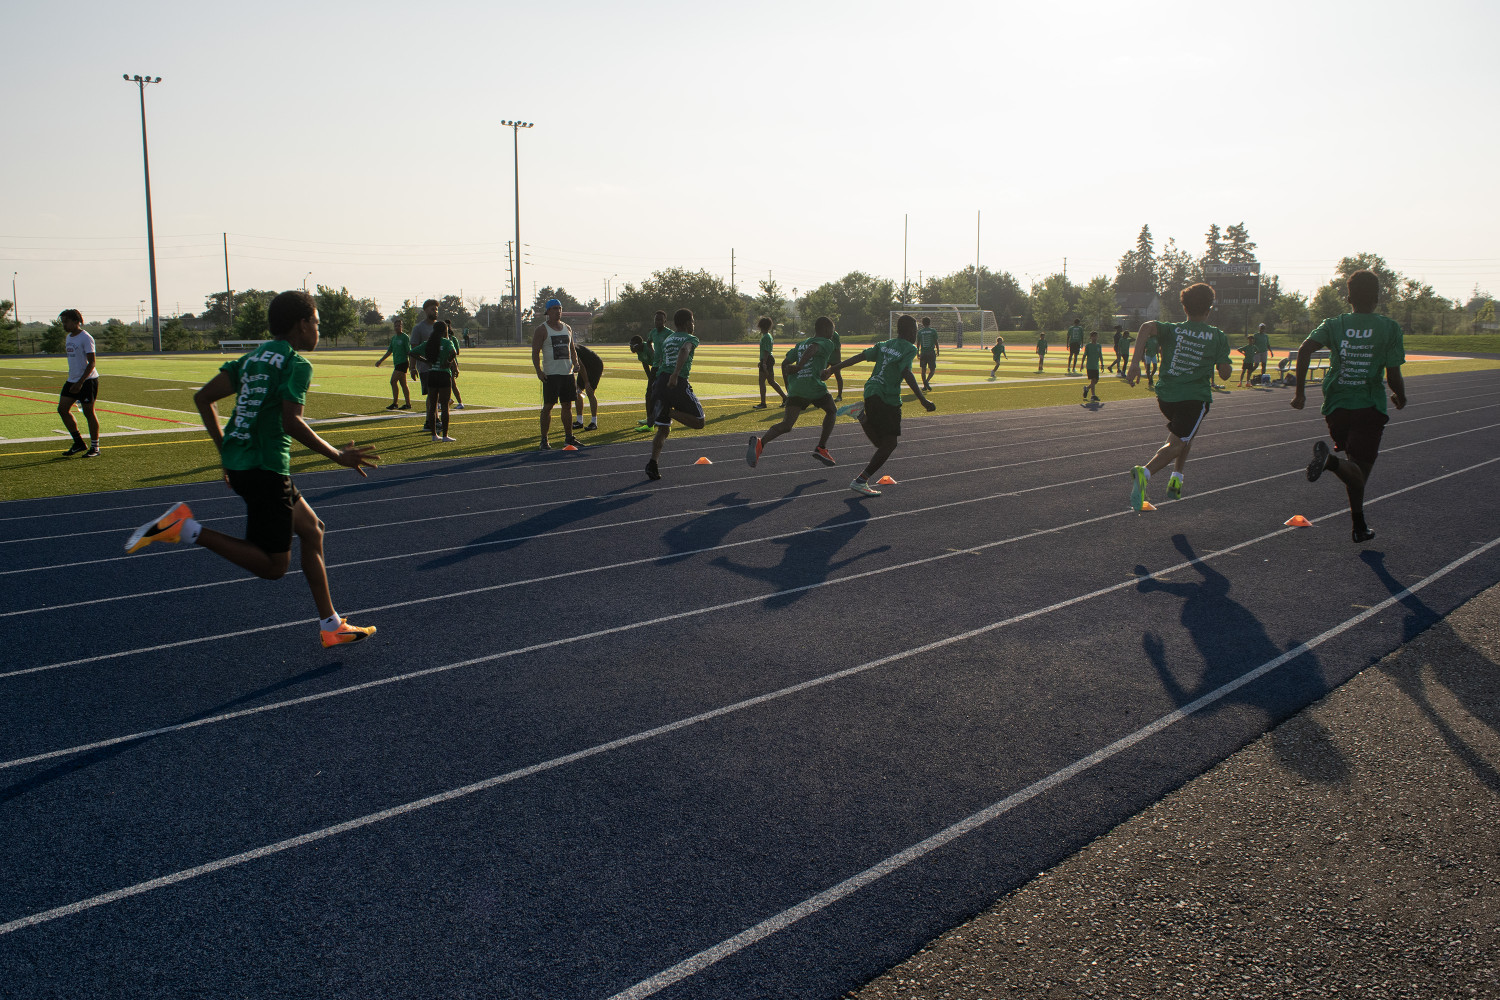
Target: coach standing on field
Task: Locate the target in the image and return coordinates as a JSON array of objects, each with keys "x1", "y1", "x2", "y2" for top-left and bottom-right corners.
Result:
[
  {"x1": 409, "y1": 298, "x2": 439, "y2": 434},
  {"x1": 532, "y1": 298, "x2": 582, "y2": 451}
]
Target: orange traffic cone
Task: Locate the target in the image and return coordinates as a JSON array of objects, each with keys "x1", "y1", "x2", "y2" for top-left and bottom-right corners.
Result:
[
  {"x1": 1140, "y1": 501, "x2": 1156, "y2": 511},
  {"x1": 1284, "y1": 514, "x2": 1313, "y2": 527},
  {"x1": 694, "y1": 456, "x2": 712, "y2": 465},
  {"x1": 876, "y1": 475, "x2": 897, "y2": 485},
  {"x1": 562, "y1": 444, "x2": 579, "y2": 451}
]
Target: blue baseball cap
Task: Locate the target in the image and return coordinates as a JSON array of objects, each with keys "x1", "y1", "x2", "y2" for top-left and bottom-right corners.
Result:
[{"x1": 545, "y1": 298, "x2": 562, "y2": 311}]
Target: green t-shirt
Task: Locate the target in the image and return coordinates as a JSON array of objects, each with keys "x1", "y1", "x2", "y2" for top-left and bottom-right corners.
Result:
[
  {"x1": 659, "y1": 330, "x2": 700, "y2": 379},
  {"x1": 1083, "y1": 342, "x2": 1104, "y2": 368},
  {"x1": 991, "y1": 341, "x2": 1005, "y2": 359},
  {"x1": 788, "y1": 335, "x2": 836, "y2": 397},
  {"x1": 1153, "y1": 321, "x2": 1231, "y2": 403},
  {"x1": 1237, "y1": 341, "x2": 1256, "y2": 358},
  {"x1": 388, "y1": 332, "x2": 410, "y2": 365},
  {"x1": 1254, "y1": 330, "x2": 1271, "y2": 353},
  {"x1": 916, "y1": 328, "x2": 939, "y2": 355},
  {"x1": 1310, "y1": 312, "x2": 1405, "y2": 415},
  {"x1": 649, "y1": 326, "x2": 673, "y2": 371},
  {"x1": 857, "y1": 338, "x2": 918, "y2": 406},
  {"x1": 1143, "y1": 335, "x2": 1159, "y2": 358},
  {"x1": 431, "y1": 336, "x2": 459, "y2": 374},
  {"x1": 759, "y1": 330, "x2": 774, "y2": 359},
  {"x1": 1067, "y1": 324, "x2": 1084, "y2": 346},
  {"x1": 1120, "y1": 334, "x2": 1133, "y2": 356},
  {"x1": 1036, "y1": 334, "x2": 1048, "y2": 353},
  {"x1": 218, "y1": 339, "x2": 312, "y2": 476}
]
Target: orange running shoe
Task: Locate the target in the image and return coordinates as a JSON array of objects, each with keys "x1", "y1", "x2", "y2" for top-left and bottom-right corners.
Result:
[
  {"x1": 813, "y1": 447, "x2": 836, "y2": 467},
  {"x1": 320, "y1": 619, "x2": 377, "y2": 648},
  {"x1": 124, "y1": 502, "x2": 193, "y2": 553}
]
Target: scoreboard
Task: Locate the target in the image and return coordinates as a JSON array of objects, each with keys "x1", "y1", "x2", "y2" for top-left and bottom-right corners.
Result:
[{"x1": 1204, "y1": 263, "x2": 1260, "y2": 305}]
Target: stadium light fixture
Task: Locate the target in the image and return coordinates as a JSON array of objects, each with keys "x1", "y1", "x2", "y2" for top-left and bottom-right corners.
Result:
[
  {"x1": 501, "y1": 120, "x2": 534, "y2": 340},
  {"x1": 304, "y1": 271, "x2": 313, "y2": 292},
  {"x1": 123, "y1": 74, "x2": 164, "y2": 352}
]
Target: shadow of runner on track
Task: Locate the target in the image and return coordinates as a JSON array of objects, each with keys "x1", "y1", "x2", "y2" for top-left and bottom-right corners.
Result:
[
  {"x1": 1136, "y1": 533, "x2": 1350, "y2": 785},
  {"x1": 1362, "y1": 550, "x2": 1500, "y2": 794},
  {"x1": 709, "y1": 498, "x2": 890, "y2": 609},
  {"x1": 305, "y1": 449, "x2": 545, "y2": 503},
  {"x1": 0, "y1": 660, "x2": 347, "y2": 805},
  {"x1": 660, "y1": 484, "x2": 818, "y2": 556},
  {"x1": 417, "y1": 485, "x2": 650, "y2": 571}
]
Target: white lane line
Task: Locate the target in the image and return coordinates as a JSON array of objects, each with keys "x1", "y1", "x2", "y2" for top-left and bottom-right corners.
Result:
[
  {"x1": 4, "y1": 452, "x2": 1496, "y2": 767},
  {"x1": 2, "y1": 521, "x2": 1492, "y2": 943},
  {"x1": 3, "y1": 370, "x2": 1491, "y2": 523},
  {"x1": 604, "y1": 534, "x2": 1500, "y2": 1000},
  {"x1": 2, "y1": 417, "x2": 1494, "y2": 626}
]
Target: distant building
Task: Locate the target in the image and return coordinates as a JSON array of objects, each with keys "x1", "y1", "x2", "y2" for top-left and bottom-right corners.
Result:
[
  {"x1": 1115, "y1": 292, "x2": 1162, "y2": 326},
  {"x1": 562, "y1": 310, "x2": 595, "y2": 343}
]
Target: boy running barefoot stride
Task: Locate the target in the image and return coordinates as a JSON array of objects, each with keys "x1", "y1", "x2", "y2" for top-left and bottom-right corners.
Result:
[
  {"x1": 1292, "y1": 269, "x2": 1407, "y2": 543},
  {"x1": 826, "y1": 314, "x2": 936, "y2": 495},
  {"x1": 124, "y1": 290, "x2": 380, "y2": 648},
  {"x1": 645, "y1": 308, "x2": 707, "y2": 481},
  {"x1": 1124, "y1": 282, "x2": 1232, "y2": 510},
  {"x1": 747, "y1": 316, "x2": 840, "y2": 469}
]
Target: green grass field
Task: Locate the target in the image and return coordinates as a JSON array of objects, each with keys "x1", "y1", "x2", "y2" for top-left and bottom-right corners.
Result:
[{"x1": 3, "y1": 344, "x2": 1494, "y2": 503}]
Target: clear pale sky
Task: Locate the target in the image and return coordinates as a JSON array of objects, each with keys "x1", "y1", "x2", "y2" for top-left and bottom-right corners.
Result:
[{"x1": 6, "y1": 0, "x2": 1498, "y2": 323}]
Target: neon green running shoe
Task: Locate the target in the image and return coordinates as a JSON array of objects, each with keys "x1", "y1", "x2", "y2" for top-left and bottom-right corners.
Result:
[
  {"x1": 1129, "y1": 466, "x2": 1148, "y2": 511},
  {"x1": 1167, "y1": 476, "x2": 1182, "y2": 501}
]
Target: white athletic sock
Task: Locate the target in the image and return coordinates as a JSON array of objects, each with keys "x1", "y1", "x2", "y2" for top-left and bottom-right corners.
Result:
[
  {"x1": 320, "y1": 612, "x2": 343, "y2": 631},
  {"x1": 1170, "y1": 471, "x2": 1183, "y2": 482},
  {"x1": 180, "y1": 518, "x2": 202, "y2": 545},
  {"x1": 1140, "y1": 467, "x2": 1151, "y2": 481}
]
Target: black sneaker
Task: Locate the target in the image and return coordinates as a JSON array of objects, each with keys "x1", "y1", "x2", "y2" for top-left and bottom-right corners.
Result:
[
  {"x1": 645, "y1": 459, "x2": 661, "y2": 481},
  {"x1": 538, "y1": 439, "x2": 551, "y2": 451},
  {"x1": 572, "y1": 419, "x2": 584, "y2": 429},
  {"x1": 63, "y1": 441, "x2": 87, "y2": 456},
  {"x1": 1307, "y1": 440, "x2": 1329, "y2": 483},
  {"x1": 564, "y1": 436, "x2": 581, "y2": 449},
  {"x1": 1352, "y1": 526, "x2": 1376, "y2": 543},
  {"x1": 385, "y1": 402, "x2": 400, "y2": 410},
  {"x1": 752, "y1": 402, "x2": 767, "y2": 410},
  {"x1": 585, "y1": 422, "x2": 597, "y2": 431},
  {"x1": 399, "y1": 403, "x2": 412, "y2": 410},
  {"x1": 85, "y1": 444, "x2": 101, "y2": 457}
]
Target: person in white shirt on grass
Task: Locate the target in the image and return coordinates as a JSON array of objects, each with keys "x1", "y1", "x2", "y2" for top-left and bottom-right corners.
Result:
[{"x1": 57, "y1": 309, "x2": 101, "y2": 457}]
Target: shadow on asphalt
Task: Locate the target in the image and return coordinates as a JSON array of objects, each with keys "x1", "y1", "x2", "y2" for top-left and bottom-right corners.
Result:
[{"x1": 710, "y1": 497, "x2": 890, "y2": 609}]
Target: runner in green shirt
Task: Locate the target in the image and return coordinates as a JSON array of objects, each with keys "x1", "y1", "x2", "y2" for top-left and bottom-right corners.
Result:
[
  {"x1": 637, "y1": 309, "x2": 675, "y2": 432},
  {"x1": 1082, "y1": 332, "x2": 1104, "y2": 404},
  {"x1": 988, "y1": 336, "x2": 1007, "y2": 378},
  {"x1": 1124, "y1": 282, "x2": 1233, "y2": 509},
  {"x1": 748, "y1": 316, "x2": 840, "y2": 468},
  {"x1": 645, "y1": 308, "x2": 707, "y2": 480},
  {"x1": 1235, "y1": 333, "x2": 1257, "y2": 387},
  {"x1": 824, "y1": 313, "x2": 936, "y2": 495},
  {"x1": 1253, "y1": 323, "x2": 1274, "y2": 384},
  {"x1": 1035, "y1": 331, "x2": 1049, "y2": 372},
  {"x1": 124, "y1": 289, "x2": 380, "y2": 648},
  {"x1": 752, "y1": 315, "x2": 788, "y2": 409},
  {"x1": 1292, "y1": 269, "x2": 1407, "y2": 543},
  {"x1": 422, "y1": 320, "x2": 460, "y2": 442},
  {"x1": 1142, "y1": 332, "x2": 1160, "y2": 388},
  {"x1": 916, "y1": 317, "x2": 940, "y2": 390},
  {"x1": 374, "y1": 316, "x2": 413, "y2": 410},
  {"x1": 1066, "y1": 319, "x2": 1085, "y2": 373}
]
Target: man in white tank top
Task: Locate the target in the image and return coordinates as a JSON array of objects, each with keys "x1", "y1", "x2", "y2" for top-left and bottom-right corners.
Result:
[
  {"x1": 531, "y1": 298, "x2": 581, "y2": 450},
  {"x1": 58, "y1": 308, "x2": 102, "y2": 457}
]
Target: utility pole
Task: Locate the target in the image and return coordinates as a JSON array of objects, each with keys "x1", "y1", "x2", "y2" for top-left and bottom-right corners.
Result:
[
  {"x1": 10, "y1": 272, "x2": 16, "y2": 327},
  {"x1": 975, "y1": 210, "x2": 981, "y2": 307},
  {"x1": 502, "y1": 120, "x2": 534, "y2": 342},
  {"x1": 1063, "y1": 257, "x2": 1067, "y2": 281},
  {"x1": 123, "y1": 74, "x2": 163, "y2": 352},
  {"x1": 222, "y1": 233, "x2": 233, "y2": 331},
  {"x1": 903, "y1": 214, "x2": 908, "y2": 305},
  {"x1": 730, "y1": 248, "x2": 735, "y2": 295}
]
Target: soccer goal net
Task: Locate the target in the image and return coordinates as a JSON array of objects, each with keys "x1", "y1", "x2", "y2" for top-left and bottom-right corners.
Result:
[{"x1": 888, "y1": 304, "x2": 999, "y2": 347}]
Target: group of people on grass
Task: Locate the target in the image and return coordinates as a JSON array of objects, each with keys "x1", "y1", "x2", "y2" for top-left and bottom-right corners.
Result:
[{"x1": 105, "y1": 268, "x2": 1401, "y2": 651}]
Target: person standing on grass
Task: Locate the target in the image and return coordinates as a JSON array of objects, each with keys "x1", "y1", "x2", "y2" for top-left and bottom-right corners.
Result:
[
  {"x1": 573, "y1": 341, "x2": 603, "y2": 431},
  {"x1": 748, "y1": 316, "x2": 840, "y2": 469},
  {"x1": 1118, "y1": 329, "x2": 1133, "y2": 377},
  {"x1": 1124, "y1": 282, "x2": 1233, "y2": 510},
  {"x1": 1235, "y1": 332, "x2": 1257, "y2": 387},
  {"x1": 1035, "y1": 330, "x2": 1048, "y2": 372},
  {"x1": 532, "y1": 298, "x2": 581, "y2": 451},
  {"x1": 1107, "y1": 325, "x2": 1125, "y2": 373},
  {"x1": 57, "y1": 309, "x2": 101, "y2": 457},
  {"x1": 1082, "y1": 330, "x2": 1103, "y2": 404},
  {"x1": 824, "y1": 313, "x2": 936, "y2": 496},
  {"x1": 645, "y1": 308, "x2": 706, "y2": 480},
  {"x1": 1293, "y1": 269, "x2": 1406, "y2": 544},
  {"x1": 988, "y1": 334, "x2": 1007, "y2": 378},
  {"x1": 410, "y1": 299, "x2": 439, "y2": 433},
  {"x1": 124, "y1": 289, "x2": 379, "y2": 648},
  {"x1": 1142, "y1": 328, "x2": 1160, "y2": 388},
  {"x1": 753, "y1": 315, "x2": 787, "y2": 409},
  {"x1": 916, "y1": 316, "x2": 939, "y2": 390},
  {"x1": 1253, "y1": 322, "x2": 1274, "y2": 385},
  {"x1": 423, "y1": 320, "x2": 459, "y2": 442},
  {"x1": 1066, "y1": 318, "x2": 1084, "y2": 373},
  {"x1": 374, "y1": 316, "x2": 413, "y2": 411}
]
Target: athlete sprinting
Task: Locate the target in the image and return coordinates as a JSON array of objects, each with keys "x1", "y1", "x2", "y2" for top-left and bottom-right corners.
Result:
[
  {"x1": 124, "y1": 290, "x2": 379, "y2": 648},
  {"x1": 1125, "y1": 282, "x2": 1233, "y2": 510},
  {"x1": 645, "y1": 309, "x2": 707, "y2": 480},
  {"x1": 747, "y1": 316, "x2": 840, "y2": 469},
  {"x1": 826, "y1": 314, "x2": 936, "y2": 495},
  {"x1": 1292, "y1": 269, "x2": 1407, "y2": 543}
]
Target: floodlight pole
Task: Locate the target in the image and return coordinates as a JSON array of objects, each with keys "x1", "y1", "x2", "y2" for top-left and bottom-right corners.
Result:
[
  {"x1": 124, "y1": 74, "x2": 163, "y2": 352},
  {"x1": 902, "y1": 214, "x2": 908, "y2": 305},
  {"x1": 502, "y1": 120, "x2": 534, "y2": 342}
]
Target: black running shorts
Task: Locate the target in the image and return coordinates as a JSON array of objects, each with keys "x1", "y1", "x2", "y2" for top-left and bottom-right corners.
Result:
[
  {"x1": 542, "y1": 373, "x2": 578, "y2": 406},
  {"x1": 427, "y1": 371, "x2": 452, "y2": 392},
  {"x1": 1325, "y1": 406, "x2": 1388, "y2": 468},
  {"x1": 1158, "y1": 398, "x2": 1209, "y2": 442},
  {"x1": 60, "y1": 377, "x2": 99, "y2": 406},
  {"x1": 226, "y1": 467, "x2": 301, "y2": 554},
  {"x1": 394, "y1": 362, "x2": 409, "y2": 374},
  {"x1": 862, "y1": 395, "x2": 902, "y2": 437},
  {"x1": 652, "y1": 374, "x2": 703, "y2": 427},
  {"x1": 787, "y1": 391, "x2": 833, "y2": 410},
  {"x1": 576, "y1": 357, "x2": 604, "y2": 394}
]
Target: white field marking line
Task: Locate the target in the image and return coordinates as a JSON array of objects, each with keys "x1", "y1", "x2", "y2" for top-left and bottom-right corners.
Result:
[
  {"x1": 2, "y1": 370, "x2": 1492, "y2": 523},
  {"x1": 3, "y1": 526, "x2": 1493, "y2": 944},
  {"x1": 5, "y1": 451, "x2": 1496, "y2": 766},
  {"x1": 605, "y1": 533, "x2": 1500, "y2": 1000}
]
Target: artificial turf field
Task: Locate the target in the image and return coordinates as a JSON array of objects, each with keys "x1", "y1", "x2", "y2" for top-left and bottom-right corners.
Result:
[{"x1": 1, "y1": 362, "x2": 1498, "y2": 999}]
